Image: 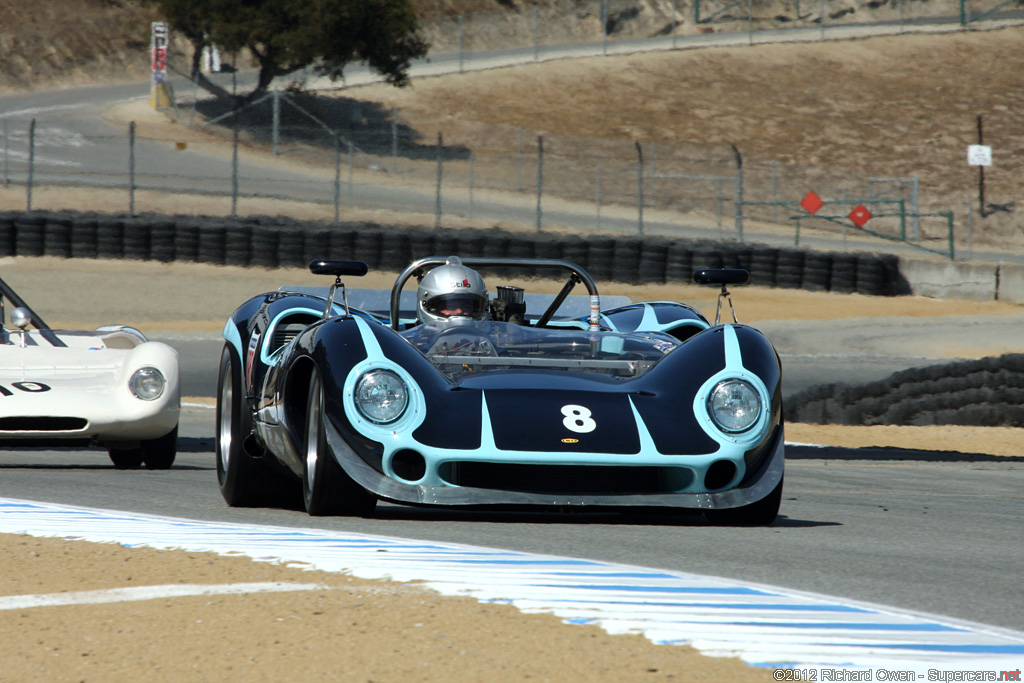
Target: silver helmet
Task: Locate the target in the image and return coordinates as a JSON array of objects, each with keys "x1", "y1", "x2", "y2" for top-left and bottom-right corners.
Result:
[{"x1": 417, "y1": 256, "x2": 489, "y2": 323}]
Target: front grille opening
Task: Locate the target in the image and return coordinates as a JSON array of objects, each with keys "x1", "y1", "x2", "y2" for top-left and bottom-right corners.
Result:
[
  {"x1": 439, "y1": 463, "x2": 694, "y2": 495},
  {"x1": 390, "y1": 449, "x2": 426, "y2": 482},
  {"x1": 704, "y1": 460, "x2": 738, "y2": 490},
  {"x1": 0, "y1": 417, "x2": 88, "y2": 432}
]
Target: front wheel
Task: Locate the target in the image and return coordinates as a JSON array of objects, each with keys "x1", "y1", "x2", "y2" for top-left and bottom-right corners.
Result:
[
  {"x1": 216, "y1": 343, "x2": 269, "y2": 506},
  {"x1": 108, "y1": 448, "x2": 144, "y2": 469},
  {"x1": 141, "y1": 425, "x2": 177, "y2": 469},
  {"x1": 303, "y1": 369, "x2": 376, "y2": 517},
  {"x1": 705, "y1": 477, "x2": 783, "y2": 526}
]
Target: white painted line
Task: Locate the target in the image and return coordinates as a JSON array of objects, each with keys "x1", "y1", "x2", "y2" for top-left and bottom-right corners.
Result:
[
  {"x1": 0, "y1": 497, "x2": 1021, "y2": 672},
  {"x1": 0, "y1": 104, "x2": 86, "y2": 119},
  {"x1": 0, "y1": 582, "x2": 327, "y2": 611}
]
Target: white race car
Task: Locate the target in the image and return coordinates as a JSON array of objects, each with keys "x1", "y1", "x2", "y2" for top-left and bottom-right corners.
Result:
[{"x1": 0, "y1": 274, "x2": 180, "y2": 468}]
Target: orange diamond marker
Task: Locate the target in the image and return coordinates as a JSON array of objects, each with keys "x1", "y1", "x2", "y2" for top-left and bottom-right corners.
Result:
[
  {"x1": 800, "y1": 191, "x2": 824, "y2": 215},
  {"x1": 848, "y1": 204, "x2": 872, "y2": 228}
]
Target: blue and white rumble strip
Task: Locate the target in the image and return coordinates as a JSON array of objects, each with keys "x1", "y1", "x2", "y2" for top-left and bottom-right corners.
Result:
[{"x1": 1, "y1": 497, "x2": 1021, "y2": 673}]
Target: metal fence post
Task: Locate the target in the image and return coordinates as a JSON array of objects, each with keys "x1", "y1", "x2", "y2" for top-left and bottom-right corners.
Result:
[
  {"x1": 26, "y1": 119, "x2": 35, "y2": 212},
  {"x1": 533, "y1": 7, "x2": 540, "y2": 62},
  {"x1": 231, "y1": 123, "x2": 239, "y2": 218},
  {"x1": 732, "y1": 144, "x2": 743, "y2": 242},
  {"x1": 272, "y1": 88, "x2": 280, "y2": 155},
  {"x1": 595, "y1": 165, "x2": 602, "y2": 231},
  {"x1": 945, "y1": 211, "x2": 955, "y2": 260},
  {"x1": 601, "y1": 0, "x2": 608, "y2": 56},
  {"x1": 912, "y1": 174, "x2": 920, "y2": 240},
  {"x1": 348, "y1": 142, "x2": 355, "y2": 208},
  {"x1": 967, "y1": 199, "x2": 974, "y2": 257},
  {"x1": 458, "y1": 15, "x2": 464, "y2": 74},
  {"x1": 333, "y1": 136, "x2": 341, "y2": 223},
  {"x1": 535, "y1": 135, "x2": 544, "y2": 232},
  {"x1": 771, "y1": 160, "x2": 778, "y2": 222},
  {"x1": 129, "y1": 121, "x2": 136, "y2": 217},
  {"x1": 672, "y1": 0, "x2": 678, "y2": 48},
  {"x1": 391, "y1": 109, "x2": 398, "y2": 174},
  {"x1": 516, "y1": 126, "x2": 524, "y2": 191},
  {"x1": 898, "y1": 199, "x2": 906, "y2": 241},
  {"x1": 468, "y1": 151, "x2": 475, "y2": 220},
  {"x1": 2, "y1": 118, "x2": 8, "y2": 186},
  {"x1": 635, "y1": 141, "x2": 645, "y2": 237},
  {"x1": 748, "y1": 0, "x2": 754, "y2": 45},
  {"x1": 647, "y1": 142, "x2": 656, "y2": 209},
  {"x1": 435, "y1": 132, "x2": 443, "y2": 230},
  {"x1": 717, "y1": 177, "x2": 724, "y2": 235}
]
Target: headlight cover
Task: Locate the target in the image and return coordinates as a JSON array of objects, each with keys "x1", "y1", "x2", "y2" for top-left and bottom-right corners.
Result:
[
  {"x1": 707, "y1": 379, "x2": 761, "y2": 433},
  {"x1": 354, "y1": 370, "x2": 409, "y2": 424},
  {"x1": 129, "y1": 367, "x2": 166, "y2": 401}
]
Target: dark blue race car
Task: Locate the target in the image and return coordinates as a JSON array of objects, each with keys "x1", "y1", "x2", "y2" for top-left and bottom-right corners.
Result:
[{"x1": 216, "y1": 256, "x2": 784, "y2": 524}]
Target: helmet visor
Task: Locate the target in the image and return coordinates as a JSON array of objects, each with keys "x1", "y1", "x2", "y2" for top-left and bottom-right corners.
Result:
[{"x1": 424, "y1": 293, "x2": 488, "y2": 319}]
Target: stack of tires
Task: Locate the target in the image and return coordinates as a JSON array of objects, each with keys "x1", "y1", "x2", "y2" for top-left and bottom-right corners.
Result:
[{"x1": 0, "y1": 209, "x2": 909, "y2": 298}]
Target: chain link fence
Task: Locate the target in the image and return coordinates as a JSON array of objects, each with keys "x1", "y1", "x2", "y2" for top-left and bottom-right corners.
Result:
[{"x1": 3, "y1": 0, "x2": 1018, "y2": 259}]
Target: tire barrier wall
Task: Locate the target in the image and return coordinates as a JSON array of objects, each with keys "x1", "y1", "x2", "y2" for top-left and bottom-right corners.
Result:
[
  {"x1": 0, "y1": 210, "x2": 911, "y2": 296},
  {"x1": 787, "y1": 353, "x2": 1024, "y2": 427}
]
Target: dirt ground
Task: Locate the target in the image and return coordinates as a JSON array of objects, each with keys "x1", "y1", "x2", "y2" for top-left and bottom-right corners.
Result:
[{"x1": 0, "y1": 534, "x2": 778, "y2": 683}]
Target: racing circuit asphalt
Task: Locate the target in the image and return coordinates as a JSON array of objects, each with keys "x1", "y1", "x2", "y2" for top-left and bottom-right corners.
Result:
[{"x1": 0, "y1": 405, "x2": 1021, "y2": 634}]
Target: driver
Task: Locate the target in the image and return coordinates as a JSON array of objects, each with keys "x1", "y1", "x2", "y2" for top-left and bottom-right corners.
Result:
[{"x1": 417, "y1": 256, "x2": 489, "y2": 324}]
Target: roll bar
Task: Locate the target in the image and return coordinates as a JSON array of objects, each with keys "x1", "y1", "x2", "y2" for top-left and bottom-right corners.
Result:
[{"x1": 390, "y1": 256, "x2": 601, "y2": 331}]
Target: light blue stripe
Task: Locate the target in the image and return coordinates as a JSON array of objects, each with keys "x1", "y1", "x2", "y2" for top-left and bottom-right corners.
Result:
[
  {"x1": 729, "y1": 622, "x2": 965, "y2": 632},
  {"x1": 540, "y1": 584, "x2": 777, "y2": 596},
  {"x1": 860, "y1": 643, "x2": 1024, "y2": 654}
]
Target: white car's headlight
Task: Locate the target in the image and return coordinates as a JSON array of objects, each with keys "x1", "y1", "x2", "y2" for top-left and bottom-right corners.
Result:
[
  {"x1": 354, "y1": 370, "x2": 408, "y2": 424},
  {"x1": 707, "y1": 379, "x2": 761, "y2": 433},
  {"x1": 129, "y1": 367, "x2": 166, "y2": 401}
]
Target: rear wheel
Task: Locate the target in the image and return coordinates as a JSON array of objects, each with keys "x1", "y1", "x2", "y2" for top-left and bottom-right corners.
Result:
[
  {"x1": 705, "y1": 477, "x2": 783, "y2": 526},
  {"x1": 216, "y1": 343, "x2": 268, "y2": 506},
  {"x1": 303, "y1": 369, "x2": 376, "y2": 517}
]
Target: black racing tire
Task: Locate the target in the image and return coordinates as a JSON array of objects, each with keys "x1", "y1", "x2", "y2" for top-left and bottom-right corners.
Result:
[
  {"x1": 216, "y1": 343, "x2": 268, "y2": 506},
  {"x1": 302, "y1": 369, "x2": 377, "y2": 517},
  {"x1": 141, "y1": 425, "x2": 178, "y2": 469},
  {"x1": 108, "y1": 449, "x2": 144, "y2": 469},
  {"x1": 705, "y1": 476, "x2": 783, "y2": 526}
]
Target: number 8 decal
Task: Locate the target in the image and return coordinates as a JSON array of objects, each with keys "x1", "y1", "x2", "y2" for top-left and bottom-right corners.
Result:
[{"x1": 561, "y1": 404, "x2": 596, "y2": 433}]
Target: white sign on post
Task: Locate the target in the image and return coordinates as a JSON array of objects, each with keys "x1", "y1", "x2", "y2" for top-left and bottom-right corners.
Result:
[
  {"x1": 968, "y1": 144, "x2": 992, "y2": 167},
  {"x1": 151, "y1": 21, "x2": 169, "y2": 84}
]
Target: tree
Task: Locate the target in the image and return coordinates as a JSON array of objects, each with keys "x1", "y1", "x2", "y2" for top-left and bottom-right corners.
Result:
[{"x1": 147, "y1": 0, "x2": 429, "y2": 104}]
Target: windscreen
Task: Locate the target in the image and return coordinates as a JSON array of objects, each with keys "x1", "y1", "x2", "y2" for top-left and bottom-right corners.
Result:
[{"x1": 400, "y1": 321, "x2": 678, "y2": 379}]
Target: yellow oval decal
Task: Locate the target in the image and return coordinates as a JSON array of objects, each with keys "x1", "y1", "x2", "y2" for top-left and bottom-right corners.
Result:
[{"x1": 561, "y1": 438, "x2": 579, "y2": 444}]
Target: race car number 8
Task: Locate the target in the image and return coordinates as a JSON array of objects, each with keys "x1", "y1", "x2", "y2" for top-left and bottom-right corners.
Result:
[{"x1": 561, "y1": 405, "x2": 596, "y2": 433}]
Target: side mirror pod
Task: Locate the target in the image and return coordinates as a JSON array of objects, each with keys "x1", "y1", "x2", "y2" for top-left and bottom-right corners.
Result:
[
  {"x1": 308, "y1": 260, "x2": 369, "y2": 277},
  {"x1": 693, "y1": 268, "x2": 749, "y2": 286},
  {"x1": 693, "y1": 268, "x2": 749, "y2": 326},
  {"x1": 308, "y1": 260, "x2": 369, "y2": 319}
]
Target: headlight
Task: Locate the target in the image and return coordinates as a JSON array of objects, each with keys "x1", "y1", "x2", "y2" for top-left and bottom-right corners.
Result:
[
  {"x1": 129, "y1": 367, "x2": 166, "y2": 401},
  {"x1": 707, "y1": 379, "x2": 761, "y2": 433},
  {"x1": 354, "y1": 370, "x2": 408, "y2": 424}
]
